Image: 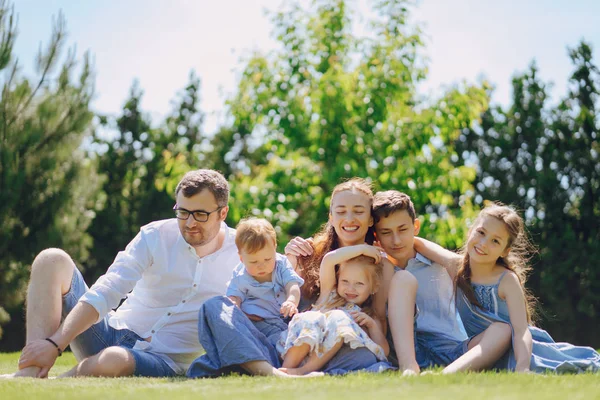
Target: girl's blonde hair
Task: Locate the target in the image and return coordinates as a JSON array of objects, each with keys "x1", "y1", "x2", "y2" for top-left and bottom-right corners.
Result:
[
  {"x1": 456, "y1": 203, "x2": 538, "y2": 323},
  {"x1": 297, "y1": 178, "x2": 375, "y2": 303},
  {"x1": 313, "y1": 255, "x2": 383, "y2": 318}
]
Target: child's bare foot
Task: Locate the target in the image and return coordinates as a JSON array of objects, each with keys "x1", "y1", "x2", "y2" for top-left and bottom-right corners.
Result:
[
  {"x1": 401, "y1": 368, "x2": 419, "y2": 376},
  {"x1": 277, "y1": 367, "x2": 324, "y2": 377},
  {"x1": 420, "y1": 370, "x2": 440, "y2": 376}
]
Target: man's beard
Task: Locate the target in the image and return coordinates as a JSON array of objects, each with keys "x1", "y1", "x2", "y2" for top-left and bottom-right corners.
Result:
[{"x1": 183, "y1": 229, "x2": 212, "y2": 247}]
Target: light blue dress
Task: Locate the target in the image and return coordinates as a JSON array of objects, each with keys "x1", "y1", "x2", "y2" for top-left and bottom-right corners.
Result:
[{"x1": 457, "y1": 271, "x2": 600, "y2": 373}]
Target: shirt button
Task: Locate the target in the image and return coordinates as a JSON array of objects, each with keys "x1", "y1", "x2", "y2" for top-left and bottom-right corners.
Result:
[
  {"x1": 167, "y1": 312, "x2": 172, "y2": 316},
  {"x1": 182, "y1": 300, "x2": 186, "y2": 303},
  {"x1": 193, "y1": 284, "x2": 197, "y2": 288},
  {"x1": 151, "y1": 330, "x2": 155, "y2": 333}
]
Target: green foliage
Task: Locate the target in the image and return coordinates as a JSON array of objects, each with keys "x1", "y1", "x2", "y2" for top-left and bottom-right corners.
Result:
[
  {"x1": 0, "y1": 0, "x2": 598, "y2": 351},
  {"x1": 0, "y1": 1, "x2": 101, "y2": 338},
  {"x1": 458, "y1": 41, "x2": 600, "y2": 346},
  {"x1": 84, "y1": 75, "x2": 203, "y2": 281},
  {"x1": 219, "y1": 0, "x2": 486, "y2": 249}
]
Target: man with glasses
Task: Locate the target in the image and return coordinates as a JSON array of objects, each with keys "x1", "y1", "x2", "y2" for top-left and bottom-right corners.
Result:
[{"x1": 9, "y1": 169, "x2": 239, "y2": 378}]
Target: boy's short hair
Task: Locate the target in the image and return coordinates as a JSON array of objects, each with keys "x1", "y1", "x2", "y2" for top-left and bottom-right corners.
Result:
[
  {"x1": 372, "y1": 190, "x2": 416, "y2": 223},
  {"x1": 235, "y1": 218, "x2": 277, "y2": 254}
]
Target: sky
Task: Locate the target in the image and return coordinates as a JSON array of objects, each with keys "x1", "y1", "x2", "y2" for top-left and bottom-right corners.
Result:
[{"x1": 11, "y1": 0, "x2": 600, "y2": 134}]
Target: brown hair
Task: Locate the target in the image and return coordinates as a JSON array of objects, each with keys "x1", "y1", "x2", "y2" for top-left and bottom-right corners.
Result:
[
  {"x1": 372, "y1": 190, "x2": 417, "y2": 224},
  {"x1": 175, "y1": 169, "x2": 229, "y2": 207},
  {"x1": 456, "y1": 203, "x2": 538, "y2": 323},
  {"x1": 235, "y1": 218, "x2": 277, "y2": 254},
  {"x1": 313, "y1": 254, "x2": 383, "y2": 318},
  {"x1": 297, "y1": 178, "x2": 375, "y2": 302}
]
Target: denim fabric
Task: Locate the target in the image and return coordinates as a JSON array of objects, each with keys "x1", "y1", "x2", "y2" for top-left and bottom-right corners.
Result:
[
  {"x1": 227, "y1": 253, "x2": 304, "y2": 319},
  {"x1": 252, "y1": 317, "x2": 289, "y2": 347},
  {"x1": 458, "y1": 271, "x2": 600, "y2": 373},
  {"x1": 62, "y1": 267, "x2": 177, "y2": 377},
  {"x1": 187, "y1": 296, "x2": 394, "y2": 378}
]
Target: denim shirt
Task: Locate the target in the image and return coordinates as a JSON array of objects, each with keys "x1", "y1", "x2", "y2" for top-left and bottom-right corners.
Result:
[
  {"x1": 227, "y1": 253, "x2": 304, "y2": 319},
  {"x1": 398, "y1": 253, "x2": 468, "y2": 341}
]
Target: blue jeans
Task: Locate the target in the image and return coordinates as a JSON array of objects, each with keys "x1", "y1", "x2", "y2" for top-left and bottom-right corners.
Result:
[
  {"x1": 186, "y1": 296, "x2": 393, "y2": 377},
  {"x1": 386, "y1": 310, "x2": 468, "y2": 368},
  {"x1": 63, "y1": 267, "x2": 177, "y2": 377}
]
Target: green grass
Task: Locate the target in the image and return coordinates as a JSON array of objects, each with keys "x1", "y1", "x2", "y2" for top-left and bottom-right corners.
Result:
[{"x1": 1, "y1": 353, "x2": 599, "y2": 400}]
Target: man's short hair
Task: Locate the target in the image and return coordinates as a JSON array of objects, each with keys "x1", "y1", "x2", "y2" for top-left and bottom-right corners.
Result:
[
  {"x1": 175, "y1": 169, "x2": 229, "y2": 207},
  {"x1": 372, "y1": 190, "x2": 416, "y2": 223},
  {"x1": 235, "y1": 218, "x2": 277, "y2": 254}
]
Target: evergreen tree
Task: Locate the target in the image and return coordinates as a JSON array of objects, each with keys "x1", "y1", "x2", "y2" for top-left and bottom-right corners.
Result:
[{"x1": 0, "y1": 2, "x2": 101, "y2": 339}]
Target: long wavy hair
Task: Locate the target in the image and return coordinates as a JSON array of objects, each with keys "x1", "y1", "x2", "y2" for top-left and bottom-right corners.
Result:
[
  {"x1": 312, "y1": 255, "x2": 383, "y2": 318},
  {"x1": 297, "y1": 178, "x2": 375, "y2": 303},
  {"x1": 456, "y1": 203, "x2": 538, "y2": 324}
]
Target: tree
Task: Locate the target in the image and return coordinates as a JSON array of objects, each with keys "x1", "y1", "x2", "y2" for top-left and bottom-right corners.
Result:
[
  {"x1": 221, "y1": 0, "x2": 487, "y2": 248},
  {"x1": 539, "y1": 41, "x2": 600, "y2": 345},
  {"x1": 458, "y1": 41, "x2": 600, "y2": 346},
  {"x1": 0, "y1": 2, "x2": 101, "y2": 340},
  {"x1": 85, "y1": 74, "x2": 202, "y2": 281}
]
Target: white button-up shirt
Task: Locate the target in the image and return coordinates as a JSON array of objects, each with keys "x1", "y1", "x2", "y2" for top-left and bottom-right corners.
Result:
[{"x1": 80, "y1": 219, "x2": 239, "y2": 374}]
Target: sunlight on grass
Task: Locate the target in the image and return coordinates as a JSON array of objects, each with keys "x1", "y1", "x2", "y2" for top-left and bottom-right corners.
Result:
[{"x1": 1, "y1": 352, "x2": 598, "y2": 400}]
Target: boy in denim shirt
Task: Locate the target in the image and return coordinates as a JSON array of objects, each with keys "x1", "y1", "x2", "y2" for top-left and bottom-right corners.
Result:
[{"x1": 228, "y1": 218, "x2": 304, "y2": 344}]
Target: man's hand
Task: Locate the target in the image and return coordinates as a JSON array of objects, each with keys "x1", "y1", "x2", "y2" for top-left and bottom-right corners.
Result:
[
  {"x1": 18, "y1": 339, "x2": 60, "y2": 378},
  {"x1": 280, "y1": 300, "x2": 298, "y2": 318}
]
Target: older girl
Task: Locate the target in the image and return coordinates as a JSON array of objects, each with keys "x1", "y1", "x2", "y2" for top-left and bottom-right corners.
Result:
[{"x1": 417, "y1": 203, "x2": 600, "y2": 373}]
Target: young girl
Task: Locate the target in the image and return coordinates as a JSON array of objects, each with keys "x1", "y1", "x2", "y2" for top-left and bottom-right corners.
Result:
[
  {"x1": 416, "y1": 203, "x2": 600, "y2": 373},
  {"x1": 277, "y1": 245, "x2": 390, "y2": 375}
]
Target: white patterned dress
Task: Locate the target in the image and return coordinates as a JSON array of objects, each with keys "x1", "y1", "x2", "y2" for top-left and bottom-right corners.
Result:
[{"x1": 277, "y1": 294, "x2": 386, "y2": 362}]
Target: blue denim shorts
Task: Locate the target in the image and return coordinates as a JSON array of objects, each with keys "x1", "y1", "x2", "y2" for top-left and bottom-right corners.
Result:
[
  {"x1": 386, "y1": 304, "x2": 469, "y2": 368},
  {"x1": 415, "y1": 331, "x2": 470, "y2": 368},
  {"x1": 63, "y1": 267, "x2": 177, "y2": 377}
]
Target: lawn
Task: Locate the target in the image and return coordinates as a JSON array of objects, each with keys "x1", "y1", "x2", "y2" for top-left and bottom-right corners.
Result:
[{"x1": 1, "y1": 352, "x2": 599, "y2": 400}]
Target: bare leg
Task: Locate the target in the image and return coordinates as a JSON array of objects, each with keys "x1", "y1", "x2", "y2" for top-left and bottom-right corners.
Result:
[
  {"x1": 13, "y1": 249, "x2": 76, "y2": 378},
  {"x1": 282, "y1": 343, "x2": 311, "y2": 368},
  {"x1": 442, "y1": 322, "x2": 512, "y2": 374},
  {"x1": 59, "y1": 347, "x2": 135, "y2": 378},
  {"x1": 388, "y1": 270, "x2": 420, "y2": 375},
  {"x1": 281, "y1": 340, "x2": 344, "y2": 375}
]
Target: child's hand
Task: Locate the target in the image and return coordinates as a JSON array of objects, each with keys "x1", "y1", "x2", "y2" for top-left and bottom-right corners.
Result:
[
  {"x1": 280, "y1": 300, "x2": 298, "y2": 318},
  {"x1": 350, "y1": 310, "x2": 376, "y2": 329},
  {"x1": 360, "y1": 244, "x2": 383, "y2": 264}
]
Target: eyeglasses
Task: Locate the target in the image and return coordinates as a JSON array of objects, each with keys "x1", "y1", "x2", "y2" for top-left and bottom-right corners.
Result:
[{"x1": 173, "y1": 205, "x2": 224, "y2": 222}]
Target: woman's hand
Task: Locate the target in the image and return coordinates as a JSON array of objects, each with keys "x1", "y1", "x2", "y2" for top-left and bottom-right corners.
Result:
[{"x1": 284, "y1": 236, "x2": 314, "y2": 258}]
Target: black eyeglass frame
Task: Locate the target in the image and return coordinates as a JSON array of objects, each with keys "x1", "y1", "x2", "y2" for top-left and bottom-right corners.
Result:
[{"x1": 173, "y1": 204, "x2": 224, "y2": 222}]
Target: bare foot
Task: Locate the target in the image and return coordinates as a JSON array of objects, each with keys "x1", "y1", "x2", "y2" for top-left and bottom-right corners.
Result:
[
  {"x1": 401, "y1": 368, "x2": 419, "y2": 377},
  {"x1": 0, "y1": 367, "x2": 42, "y2": 379},
  {"x1": 420, "y1": 370, "x2": 440, "y2": 376},
  {"x1": 277, "y1": 368, "x2": 324, "y2": 378}
]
